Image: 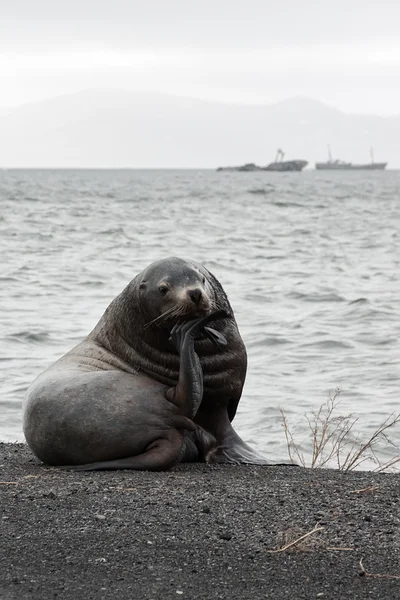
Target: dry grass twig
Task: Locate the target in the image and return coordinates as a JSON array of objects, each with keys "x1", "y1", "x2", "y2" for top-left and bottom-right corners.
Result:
[
  {"x1": 280, "y1": 389, "x2": 400, "y2": 471},
  {"x1": 349, "y1": 485, "x2": 379, "y2": 494},
  {"x1": 266, "y1": 524, "x2": 324, "y2": 553},
  {"x1": 373, "y1": 456, "x2": 400, "y2": 473},
  {"x1": 359, "y1": 558, "x2": 400, "y2": 579}
]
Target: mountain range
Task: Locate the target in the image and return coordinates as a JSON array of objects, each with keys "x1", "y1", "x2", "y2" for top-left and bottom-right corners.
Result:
[{"x1": 0, "y1": 89, "x2": 399, "y2": 168}]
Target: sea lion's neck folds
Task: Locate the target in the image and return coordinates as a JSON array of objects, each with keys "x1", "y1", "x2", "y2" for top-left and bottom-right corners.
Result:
[{"x1": 91, "y1": 324, "x2": 181, "y2": 385}]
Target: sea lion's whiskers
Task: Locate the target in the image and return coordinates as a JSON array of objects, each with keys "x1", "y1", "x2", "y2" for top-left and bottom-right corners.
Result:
[
  {"x1": 209, "y1": 299, "x2": 218, "y2": 311},
  {"x1": 143, "y1": 305, "x2": 185, "y2": 329},
  {"x1": 143, "y1": 307, "x2": 177, "y2": 329},
  {"x1": 158, "y1": 305, "x2": 187, "y2": 326}
]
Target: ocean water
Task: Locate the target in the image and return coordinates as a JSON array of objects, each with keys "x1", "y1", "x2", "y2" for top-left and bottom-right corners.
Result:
[{"x1": 1, "y1": 169, "x2": 399, "y2": 469}]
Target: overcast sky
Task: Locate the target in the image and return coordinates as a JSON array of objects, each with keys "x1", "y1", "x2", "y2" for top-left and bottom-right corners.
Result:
[{"x1": 1, "y1": 0, "x2": 400, "y2": 114}]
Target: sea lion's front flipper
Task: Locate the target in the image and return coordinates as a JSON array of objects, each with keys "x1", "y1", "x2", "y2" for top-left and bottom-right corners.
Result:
[
  {"x1": 166, "y1": 310, "x2": 228, "y2": 418},
  {"x1": 207, "y1": 425, "x2": 295, "y2": 466},
  {"x1": 203, "y1": 326, "x2": 228, "y2": 351},
  {"x1": 211, "y1": 445, "x2": 272, "y2": 466}
]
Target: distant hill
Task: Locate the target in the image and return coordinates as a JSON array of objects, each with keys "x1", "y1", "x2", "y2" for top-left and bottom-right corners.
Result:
[{"x1": 0, "y1": 89, "x2": 399, "y2": 168}]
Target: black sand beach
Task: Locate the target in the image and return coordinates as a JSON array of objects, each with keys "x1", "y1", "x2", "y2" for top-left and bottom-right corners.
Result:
[{"x1": 1, "y1": 443, "x2": 399, "y2": 599}]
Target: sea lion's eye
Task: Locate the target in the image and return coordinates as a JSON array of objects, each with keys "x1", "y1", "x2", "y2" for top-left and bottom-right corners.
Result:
[
  {"x1": 139, "y1": 282, "x2": 146, "y2": 290},
  {"x1": 158, "y1": 285, "x2": 169, "y2": 296},
  {"x1": 202, "y1": 277, "x2": 206, "y2": 284}
]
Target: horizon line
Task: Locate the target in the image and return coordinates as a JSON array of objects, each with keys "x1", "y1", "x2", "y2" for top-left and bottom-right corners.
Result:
[{"x1": 1, "y1": 166, "x2": 396, "y2": 171}]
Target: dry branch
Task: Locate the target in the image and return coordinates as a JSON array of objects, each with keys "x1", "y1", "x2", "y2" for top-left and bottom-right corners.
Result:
[
  {"x1": 350, "y1": 485, "x2": 379, "y2": 494},
  {"x1": 280, "y1": 390, "x2": 400, "y2": 471},
  {"x1": 266, "y1": 524, "x2": 324, "y2": 553},
  {"x1": 359, "y1": 558, "x2": 400, "y2": 579}
]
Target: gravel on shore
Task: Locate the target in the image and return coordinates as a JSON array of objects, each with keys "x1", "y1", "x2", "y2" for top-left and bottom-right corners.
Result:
[{"x1": 0, "y1": 442, "x2": 399, "y2": 600}]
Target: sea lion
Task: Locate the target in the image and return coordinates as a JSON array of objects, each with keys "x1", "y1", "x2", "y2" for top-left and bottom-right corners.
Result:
[{"x1": 23, "y1": 257, "x2": 270, "y2": 470}]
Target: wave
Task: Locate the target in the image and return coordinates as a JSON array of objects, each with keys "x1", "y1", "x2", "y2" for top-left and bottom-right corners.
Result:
[
  {"x1": 297, "y1": 339, "x2": 354, "y2": 350},
  {"x1": 287, "y1": 291, "x2": 346, "y2": 302},
  {"x1": 6, "y1": 331, "x2": 51, "y2": 343},
  {"x1": 248, "y1": 187, "x2": 274, "y2": 195}
]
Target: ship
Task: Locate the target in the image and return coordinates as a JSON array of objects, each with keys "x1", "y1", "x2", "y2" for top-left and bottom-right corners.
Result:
[
  {"x1": 216, "y1": 163, "x2": 260, "y2": 172},
  {"x1": 264, "y1": 149, "x2": 308, "y2": 172},
  {"x1": 315, "y1": 146, "x2": 387, "y2": 170},
  {"x1": 217, "y1": 149, "x2": 308, "y2": 172}
]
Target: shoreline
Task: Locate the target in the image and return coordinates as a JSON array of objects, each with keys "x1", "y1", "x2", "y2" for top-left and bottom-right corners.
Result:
[{"x1": 1, "y1": 442, "x2": 399, "y2": 599}]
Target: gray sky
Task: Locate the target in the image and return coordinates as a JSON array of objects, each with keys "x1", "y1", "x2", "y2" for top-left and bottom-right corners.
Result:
[{"x1": 1, "y1": 0, "x2": 400, "y2": 114}]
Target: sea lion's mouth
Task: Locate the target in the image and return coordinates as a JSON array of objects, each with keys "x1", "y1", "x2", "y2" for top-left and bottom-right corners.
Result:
[{"x1": 179, "y1": 300, "x2": 212, "y2": 320}]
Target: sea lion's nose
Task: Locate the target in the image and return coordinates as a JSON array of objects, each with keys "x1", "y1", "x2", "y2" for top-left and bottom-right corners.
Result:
[{"x1": 188, "y1": 288, "x2": 202, "y2": 304}]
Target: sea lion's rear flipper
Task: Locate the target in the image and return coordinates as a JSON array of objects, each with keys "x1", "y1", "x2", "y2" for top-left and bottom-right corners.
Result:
[
  {"x1": 58, "y1": 435, "x2": 184, "y2": 472},
  {"x1": 179, "y1": 426, "x2": 218, "y2": 463}
]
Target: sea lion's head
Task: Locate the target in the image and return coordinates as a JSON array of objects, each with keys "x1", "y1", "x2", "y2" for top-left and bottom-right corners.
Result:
[{"x1": 137, "y1": 257, "x2": 215, "y2": 327}]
